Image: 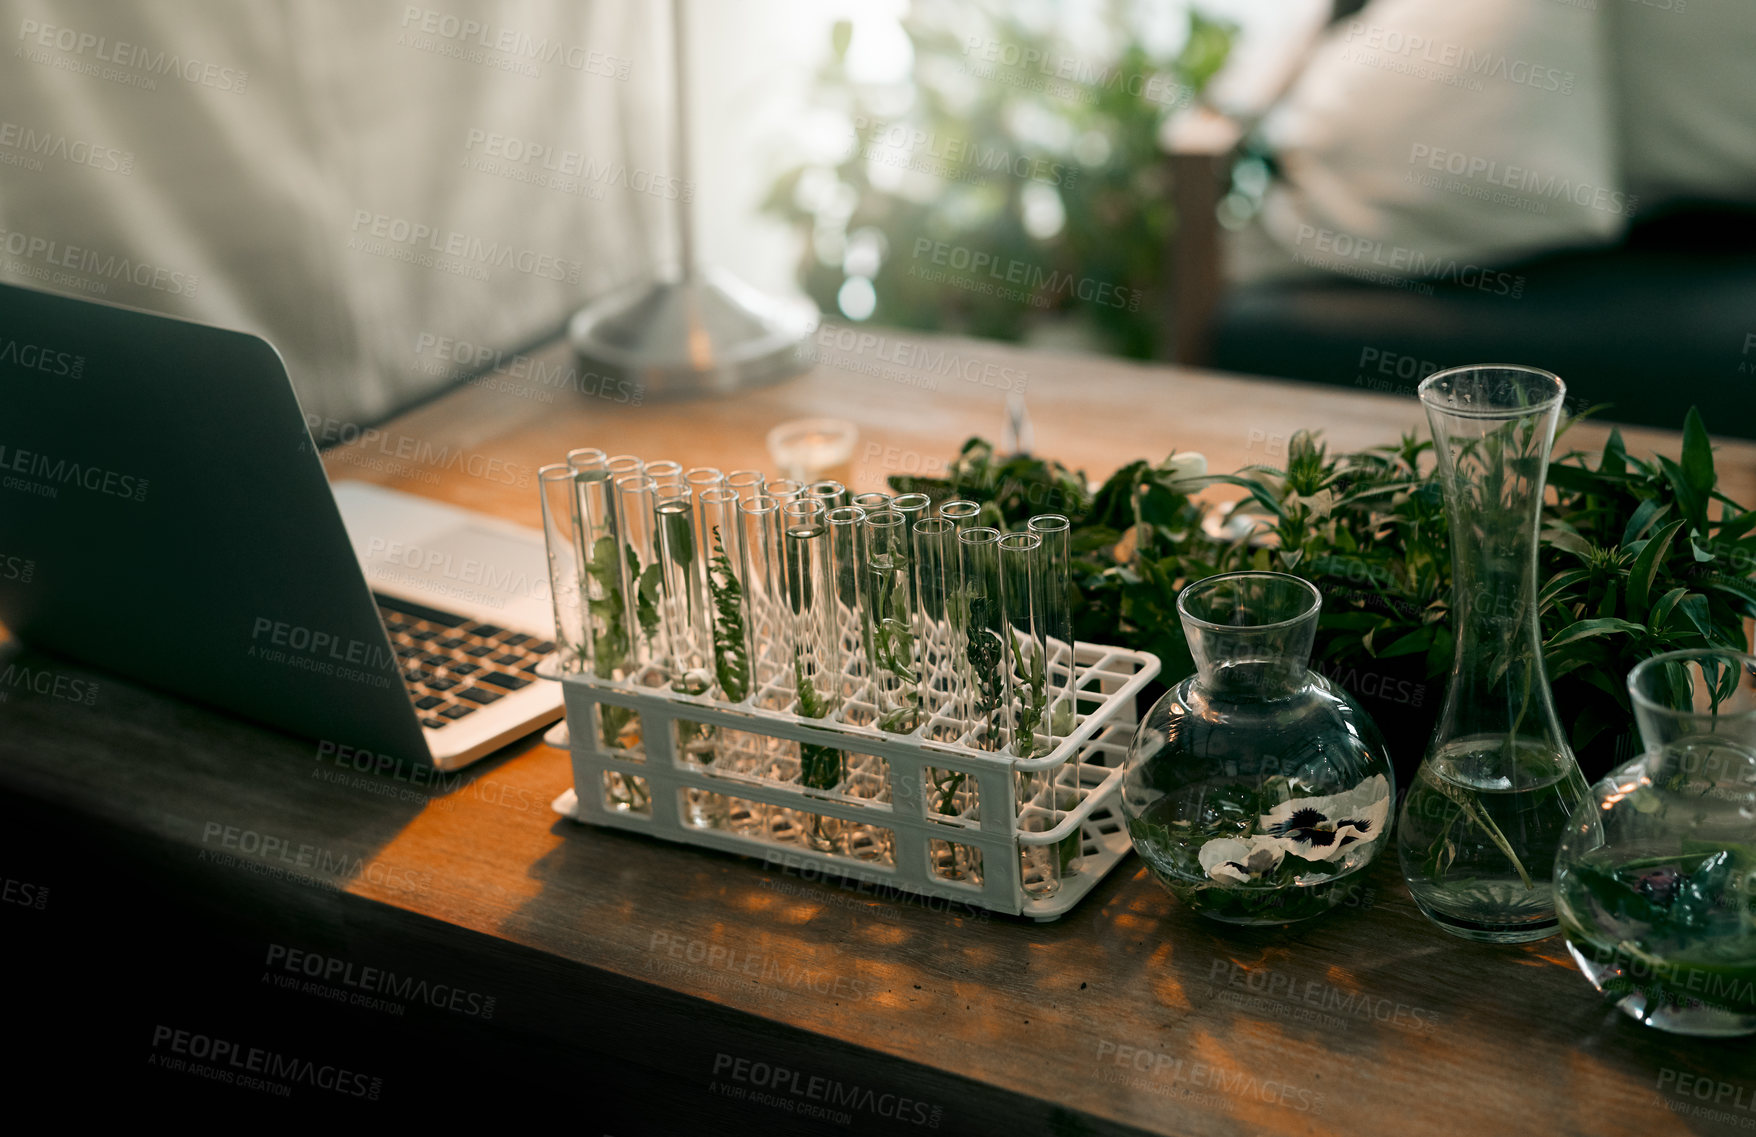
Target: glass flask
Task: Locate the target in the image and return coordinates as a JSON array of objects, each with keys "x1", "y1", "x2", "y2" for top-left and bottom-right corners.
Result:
[
  {"x1": 1555, "y1": 649, "x2": 1756, "y2": 1036},
  {"x1": 1396, "y1": 365, "x2": 1590, "y2": 943},
  {"x1": 1123, "y1": 571, "x2": 1395, "y2": 925}
]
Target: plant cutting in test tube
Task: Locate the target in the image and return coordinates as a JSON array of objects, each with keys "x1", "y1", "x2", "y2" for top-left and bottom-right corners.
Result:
[
  {"x1": 703, "y1": 501, "x2": 750, "y2": 704},
  {"x1": 913, "y1": 516, "x2": 974, "y2": 819},
  {"x1": 599, "y1": 473, "x2": 664, "y2": 760},
  {"x1": 862, "y1": 509, "x2": 919, "y2": 733},
  {"x1": 957, "y1": 527, "x2": 1008, "y2": 754},
  {"x1": 786, "y1": 499, "x2": 844, "y2": 851}
]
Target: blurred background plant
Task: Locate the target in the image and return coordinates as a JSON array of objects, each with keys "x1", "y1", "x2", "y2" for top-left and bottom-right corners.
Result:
[{"x1": 762, "y1": 0, "x2": 1235, "y2": 359}]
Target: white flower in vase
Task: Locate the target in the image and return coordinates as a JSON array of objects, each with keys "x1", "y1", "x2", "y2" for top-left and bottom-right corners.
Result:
[{"x1": 1257, "y1": 775, "x2": 1391, "y2": 863}]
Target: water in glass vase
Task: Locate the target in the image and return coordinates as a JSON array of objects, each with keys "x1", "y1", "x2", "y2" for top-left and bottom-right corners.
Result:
[
  {"x1": 1129, "y1": 775, "x2": 1387, "y2": 925},
  {"x1": 1558, "y1": 844, "x2": 1756, "y2": 1036},
  {"x1": 1398, "y1": 736, "x2": 1588, "y2": 942}
]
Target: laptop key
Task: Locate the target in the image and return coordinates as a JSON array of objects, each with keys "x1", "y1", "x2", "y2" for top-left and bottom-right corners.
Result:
[
  {"x1": 500, "y1": 633, "x2": 531, "y2": 647},
  {"x1": 457, "y1": 686, "x2": 502, "y2": 705},
  {"x1": 374, "y1": 594, "x2": 473, "y2": 629},
  {"x1": 427, "y1": 676, "x2": 458, "y2": 691},
  {"x1": 451, "y1": 662, "x2": 481, "y2": 676},
  {"x1": 465, "y1": 644, "x2": 495, "y2": 658},
  {"x1": 439, "y1": 704, "x2": 476, "y2": 720},
  {"x1": 479, "y1": 671, "x2": 531, "y2": 691},
  {"x1": 491, "y1": 651, "x2": 523, "y2": 666},
  {"x1": 529, "y1": 640, "x2": 556, "y2": 655},
  {"x1": 436, "y1": 636, "x2": 468, "y2": 650},
  {"x1": 421, "y1": 717, "x2": 449, "y2": 729},
  {"x1": 414, "y1": 695, "x2": 445, "y2": 710}
]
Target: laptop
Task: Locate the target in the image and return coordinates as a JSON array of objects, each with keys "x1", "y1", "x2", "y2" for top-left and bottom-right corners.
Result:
[{"x1": 0, "y1": 280, "x2": 563, "y2": 770}]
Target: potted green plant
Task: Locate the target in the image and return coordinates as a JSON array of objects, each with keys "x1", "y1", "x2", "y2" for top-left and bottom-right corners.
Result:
[{"x1": 890, "y1": 408, "x2": 1756, "y2": 784}]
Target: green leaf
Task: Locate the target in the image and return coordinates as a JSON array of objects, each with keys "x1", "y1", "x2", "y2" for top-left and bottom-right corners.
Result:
[
  {"x1": 1186, "y1": 473, "x2": 1285, "y2": 519},
  {"x1": 1700, "y1": 573, "x2": 1756, "y2": 614},
  {"x1": 1539, "y1": 568, "x2": 1593, "y2": 608},
  {"x1": 1626, "y1": 519, "x2": 1686, "y2": 619},
  {"x1": 1619, "y1": 498, "x2": 1669, "y2": 548},
  {"x1": 1681, "y1": 406, "x2": 1716, "y2": 499},
  {"x1": 1378, "y1": 627, "x2": 1435, "y2": 658},
  {"x1": 1599, "y1": 428, "x2": 1627, "y2": 476},
  {"x1": 1718, "y1": 508, "x2": 1756, "y2": 543},
  {"x1": 1677, "y1": 594, "x2": 1715, "y2": 642},
  {"x1": 1656, "y1": 455, "x2": 1709, "y2": 536},
  {"x1": 1545, "y1": 617, "x2": 1647, "y2": 649},
  {"x1": 1649, "y1": 586, "x2": 1689, "y2": 630},
  {"x1": 1546, "y1": 529, "x2": 1596, "y2": 560}
]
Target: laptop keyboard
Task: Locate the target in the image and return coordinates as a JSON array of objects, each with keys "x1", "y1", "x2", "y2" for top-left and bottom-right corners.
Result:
[{"x1": 375, "y1": 595, "x2": 555, "y2": 730}]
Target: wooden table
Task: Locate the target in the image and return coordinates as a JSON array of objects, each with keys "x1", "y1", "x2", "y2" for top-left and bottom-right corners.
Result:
[{"x1": 4, "y1": 333, "x2": 1753, "y2": 1132}]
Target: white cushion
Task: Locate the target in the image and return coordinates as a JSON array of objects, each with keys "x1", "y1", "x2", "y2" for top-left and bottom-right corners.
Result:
[
  {"x1": 1610, "y1": 0, "x2": 1756, "y2": 209},
  {"x1": 1242, "y1": 0, "x2": 1626, "y2": 284}
]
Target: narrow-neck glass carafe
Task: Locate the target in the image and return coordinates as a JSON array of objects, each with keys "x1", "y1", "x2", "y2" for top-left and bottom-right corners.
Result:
[{"x1": 1397, "y1": 364, "x2": 1590, "y2": 943}]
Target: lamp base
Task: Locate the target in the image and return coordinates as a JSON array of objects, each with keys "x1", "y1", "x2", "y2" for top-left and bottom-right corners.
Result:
[{"x1": 567, "y1": 268, "x2": 818, "y2": 399}]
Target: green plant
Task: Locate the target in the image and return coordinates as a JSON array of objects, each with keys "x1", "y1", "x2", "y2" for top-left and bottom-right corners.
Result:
[
  {"x1": 890, "y1": 410, "x2": 1756, "y2": 779},
  {"x1": 794, "y1": 655, "x2": 841, "y2": 791},
  {"x1": 865, "y1": 541, "x2": 920, "y2": 733},
  {"x1": 1009, "y1": 633, "x2": 1047, "y2": 757},
  {"x1": 763, "y1": 2, "x2": 1235, "y2": 358},
  {"x1": 582, "y1": 536, "x2": 655, "y2": 751},
  {"x1": 706, "y1": 528, "x2": 750, "y2": 702}
]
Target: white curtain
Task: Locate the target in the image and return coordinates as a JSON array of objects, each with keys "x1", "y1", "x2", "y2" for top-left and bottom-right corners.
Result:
[{"x1": 0, "y1": 0, "x2": 666, "y2": 425}]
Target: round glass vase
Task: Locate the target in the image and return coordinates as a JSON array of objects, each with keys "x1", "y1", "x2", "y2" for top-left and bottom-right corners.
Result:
[
  {"x1": 1554, "y1": 649, "x2": 1756, "y2": 1037},
  {"x1": 1122, "y1": 572, "x2": 1396, "y2": 925}
]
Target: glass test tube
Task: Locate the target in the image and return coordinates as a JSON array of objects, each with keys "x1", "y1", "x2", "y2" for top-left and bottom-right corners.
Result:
[
  {"x1": 957, "y1": 527, "x2": 1007, "y2": 753},
  {"x1": 645, "y1": 459, "x2": 683, "y2": 483},
  {"x1": 685, "y1": 467, "x2": 725, "y2": 493},
  {"x1": 785, "y1": 498, "x2": 844, "y2": 852},
  {"x1": 891, "y1": 492, "x2": 932, "y2": 527},
  {"x1": 862, "y1": 509, "x2": 920, "y2": 734},
  {"x1": 1000, "y1": 531, "x2": 1063, "y2": 897},
  {"x1": 655, "y1": 485, "x2": 711, "y2": 696},
  {"x1": 573, "y1": 454, "x2": 626, "y2": 681},
  {"x1": 767, "y1": 478, "x2": 807, "y2": 502},
  {"x1": 737, "y1": 494, "x2": 793, "y2": 713},
  {"x1": 826, "y1": 505, "x2": 867, "y2": 703},
  {"x1": 911, "y1": 517, "x2": 962, "y2": 744},
  {"x1": 939, "y1": 499, "x2": 983, "y2": 527},
  {"x1": 605, "y1": 454, "x2": 644, "y2": 479},
  {"x1": 808, "y1": 480, "x2": 848, "y2": 510},
  {"x1": 1026, "y1": 515, "x2": 1078, "y2": 738},
  {"x1": 697, "y1": 487, "x2": 749, "y2": 703},
  {"x1": 612, "y1": 473, "x2": 665, "y2": 679},
  {"x1": 851, "y1": 491, "x2": 892, "y2": 511},
  {"x1": 726, "y1": 469, "x2": 766, "y2": 497},
  {"x1": 539, "y1": 464, "x2": 588, "y2": 672},
  {"x1": 1026, "y1": 513, "x2": 1081, "y2": 872}
]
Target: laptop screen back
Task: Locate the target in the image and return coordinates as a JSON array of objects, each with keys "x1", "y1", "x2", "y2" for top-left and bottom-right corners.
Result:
[{"x1": 0, "y1": 282, "x2": 429, "y2": 763}]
